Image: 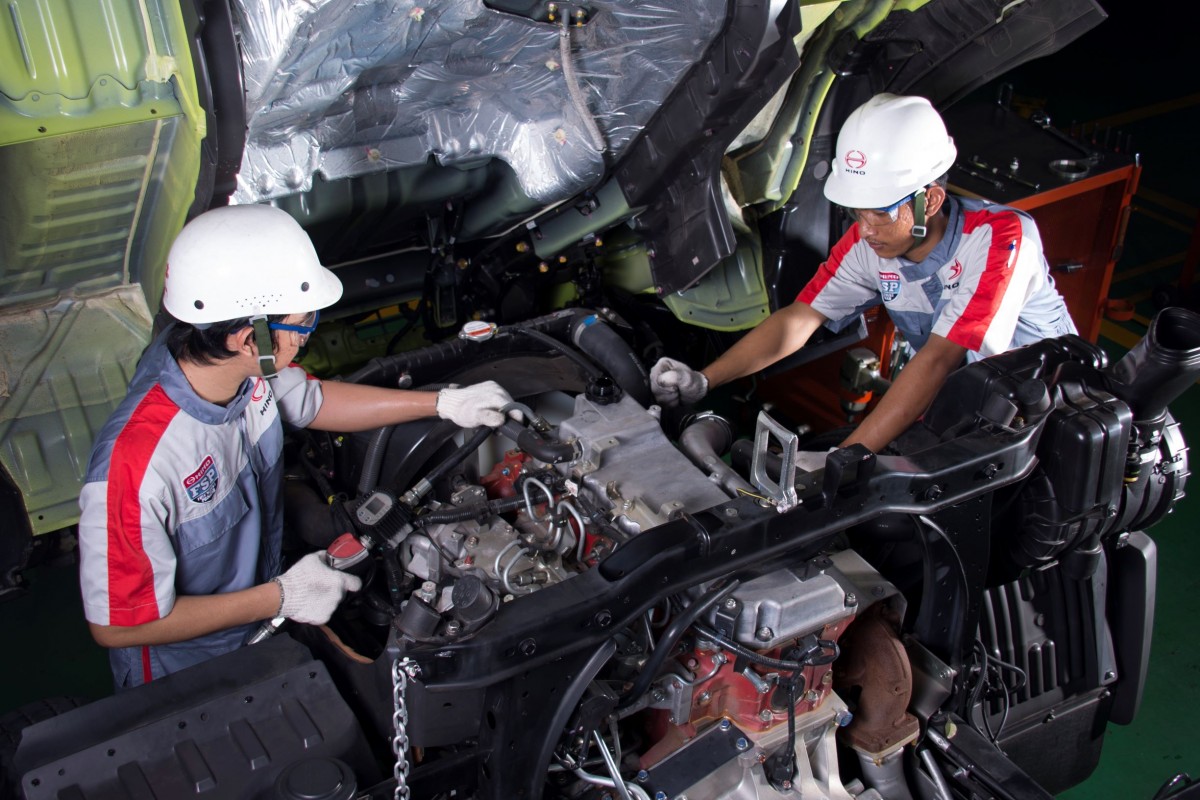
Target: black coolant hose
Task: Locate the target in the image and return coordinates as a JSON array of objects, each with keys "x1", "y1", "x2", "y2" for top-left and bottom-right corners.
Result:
[
  {"x1": 345, "y1": 309, "x2": 583, "y2": 387},
  {"x1": 617, "y1": 579, "x2": 740, "y2": 710},
  {"x1": 568, "y1": 311, "x2": 653, "y2": 407},
  {"x1": 358, "y1": 425, "x2": 392, "y2": 496},
  {"x1": 511, "y1": 325, "x2": 606, "y2": 380},
  {"x1": 344, "y1": 308, "x2": 653, "y2": 410},
  {"x1": 400, "y1": 425, "x2": 493, "y2": 507}
]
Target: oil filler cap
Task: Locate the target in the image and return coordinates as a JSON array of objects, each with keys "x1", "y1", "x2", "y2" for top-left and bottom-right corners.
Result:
[{"x1": 460, "y1": 320, "x2": 498, "y2": 342}]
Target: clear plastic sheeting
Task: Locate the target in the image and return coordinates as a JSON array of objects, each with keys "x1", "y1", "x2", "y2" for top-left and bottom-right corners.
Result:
[{"x1": 231, "y1": 0, "x2": 725, "y2": 205}]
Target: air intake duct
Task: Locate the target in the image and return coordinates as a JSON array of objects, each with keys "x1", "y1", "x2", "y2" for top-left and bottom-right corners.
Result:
[{"x1": 1106, "y1": 307, "x2": 1200, "y2": 435}]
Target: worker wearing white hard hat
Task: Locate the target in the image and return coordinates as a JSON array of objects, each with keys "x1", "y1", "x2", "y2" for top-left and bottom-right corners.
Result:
[
  {"x1": 651, "y1": 93, "x2": 1075, "y2": 457},
  {"x1": 77, "y1": 204, "x2": 513, "y2": 689}
]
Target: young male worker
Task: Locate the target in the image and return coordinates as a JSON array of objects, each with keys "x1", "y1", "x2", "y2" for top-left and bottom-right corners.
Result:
[
  {"x1": 651, "y1": 93, "x2": 1075, "y2": 453},
  {"x1": 79, "y1": 205, "x2": 513, "y2": 689}
]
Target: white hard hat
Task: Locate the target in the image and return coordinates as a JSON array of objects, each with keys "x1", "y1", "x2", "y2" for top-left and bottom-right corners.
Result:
[
  {"x1": 823, "y1": 93, "x2": 957, "y2": 210},
  {"x1": 162, "y1": 205, "x2": 343, "y2": 324}
]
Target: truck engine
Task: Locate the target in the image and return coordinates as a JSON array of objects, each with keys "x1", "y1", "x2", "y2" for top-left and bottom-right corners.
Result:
[{"x1": 10, "y1": 306, "x2": 1200, "y2": 800}]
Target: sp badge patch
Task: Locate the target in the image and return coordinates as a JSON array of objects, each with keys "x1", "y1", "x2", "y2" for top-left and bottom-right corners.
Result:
[
  {"x1": 184, "y1": 455, "x2": 219, "y2": 503},
  {"x1": 879, "y1": 271, "x2": 901, "y2": 302}
]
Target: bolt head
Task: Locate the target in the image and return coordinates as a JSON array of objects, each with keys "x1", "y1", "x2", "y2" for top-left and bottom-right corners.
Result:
[
  {"x1": 755, "y1": 626, "x2": 774, "y2": 641},
  {"x1": 719, "y1": 719, "x2": 732, "y2": 731},
  {"x1": 723, "y1": 598, "x2": 738, "y2": 610},
  {"x1": 736, "y1": 737, "x2": 749, "y2": 751}
]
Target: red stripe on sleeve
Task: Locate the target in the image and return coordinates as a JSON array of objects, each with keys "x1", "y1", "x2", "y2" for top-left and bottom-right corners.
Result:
[
  {"x1": 947, "y1": 210, "x2": 1023, "y2": 351},
  {"x1": 106, "y1": 384, "x2": 180, "y2": 626},
  {"x1": 797, "y1": 226, "x2": 861, "y2": 305}
]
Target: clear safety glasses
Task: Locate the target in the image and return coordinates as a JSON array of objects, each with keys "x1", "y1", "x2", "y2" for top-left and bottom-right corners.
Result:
[
  {"x1": 268, "y1": 310, "x2": 320, "y2": 344},
  {"x1": 846, "y1": 192, "x2": 915, "y2": 228}
]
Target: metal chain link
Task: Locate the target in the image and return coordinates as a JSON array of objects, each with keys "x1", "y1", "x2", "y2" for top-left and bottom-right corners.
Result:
[{"x1": 392, "y1": 657, "x2": 421, "y2": 800}]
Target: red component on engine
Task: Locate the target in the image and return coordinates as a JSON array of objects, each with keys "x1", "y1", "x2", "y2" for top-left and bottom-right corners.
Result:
[
  {"x1": 639, "y1": 616, "x2": 855, "y2": 769},
  {"x1": 480, "y1": 450, "x2": 530, "y2": 498}
]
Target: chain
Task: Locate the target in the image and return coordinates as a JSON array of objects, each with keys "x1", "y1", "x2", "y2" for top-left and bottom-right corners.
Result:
[{"x1": 392, "y1": 657, "x2": 421, "y2": 800}]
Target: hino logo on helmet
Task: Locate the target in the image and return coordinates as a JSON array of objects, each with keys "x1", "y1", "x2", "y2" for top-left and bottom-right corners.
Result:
[{"x1": 843, "y1": 149, "x2": 867, "y2": 175}]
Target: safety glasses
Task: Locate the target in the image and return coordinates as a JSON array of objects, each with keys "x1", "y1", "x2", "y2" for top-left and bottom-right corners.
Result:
[
  {"x1": 846, "y1": 192, "x2": 915, "y2": 228},
  {"x1": 268, "y1": 310, "x2": 320, "y2": 343}
]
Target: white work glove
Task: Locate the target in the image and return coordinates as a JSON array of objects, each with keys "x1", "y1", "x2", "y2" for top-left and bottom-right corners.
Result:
[
  {"x1": 650, "y1": 357, "x2": 709, "y2": 408},
  {"x1": 436, "y1": 381, "x2": 514, "y2": 428},
  {"x1": 275, "y1": 552, "x2": 362, "y2": 625}
]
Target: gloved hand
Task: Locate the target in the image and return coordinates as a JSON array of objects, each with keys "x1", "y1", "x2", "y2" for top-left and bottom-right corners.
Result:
[
  {"x1": 275, "y1": 552, "x2": 363, "y2": 625},
  {"x1": 436, "y1": 381, "x2": 514, "y2": 428},
  {"x1": 650, "y1": 357, "x2": 709, "y2": 408}
]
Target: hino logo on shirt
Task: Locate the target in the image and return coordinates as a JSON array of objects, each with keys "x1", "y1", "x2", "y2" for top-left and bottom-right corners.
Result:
[
  {"x1": 944, "y1": 260, "x2": 964, "y2": 291},
  {"x1": 184, "y1": 455, "x2": 219, "y2": 503},
  {"x1": 252, "y1": 377, "x2": 274, "y2": 416},
  {"x1": 880, "y1": 271, "x2": 901, "y2": 302}
]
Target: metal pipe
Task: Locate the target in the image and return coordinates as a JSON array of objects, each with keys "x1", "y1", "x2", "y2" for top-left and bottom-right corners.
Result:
[{"x1": 591, "y1": 730, "x2": 633, "y2": 800}]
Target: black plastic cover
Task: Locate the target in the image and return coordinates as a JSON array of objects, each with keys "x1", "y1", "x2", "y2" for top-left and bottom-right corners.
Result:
[
  {"x1": 616, "y1": 0, "x2": 804, "y2": 294},
  {"x1": 15, "y1": 636, "x2": 379, "y2": 799}
]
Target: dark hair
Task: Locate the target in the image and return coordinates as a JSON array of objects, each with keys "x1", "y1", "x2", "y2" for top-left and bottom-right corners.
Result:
[{"x1": 165, "y1": 314, "x2": 286, "y2": 365}]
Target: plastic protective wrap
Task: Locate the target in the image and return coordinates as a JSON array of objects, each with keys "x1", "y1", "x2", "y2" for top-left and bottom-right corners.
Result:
[{"x1": 231, "y1": 0, "x2": 725, "y2": 205}]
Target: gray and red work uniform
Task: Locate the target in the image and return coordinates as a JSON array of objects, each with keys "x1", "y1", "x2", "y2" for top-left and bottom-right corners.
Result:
[
  {"x1": 801, "y1": 195, "x2": 1076, "y2": 357},
  {"x1": 78, "y1": 329, "x2": 323, "y2": 689}
]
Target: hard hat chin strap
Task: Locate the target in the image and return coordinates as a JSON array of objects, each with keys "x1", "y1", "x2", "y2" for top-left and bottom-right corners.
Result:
[
  {"x1": 250, "y1": 315, "x2": 279, "y2": 380},
  {"x1": 910, "y1": 188, "x2": 928, "y2": 240}
]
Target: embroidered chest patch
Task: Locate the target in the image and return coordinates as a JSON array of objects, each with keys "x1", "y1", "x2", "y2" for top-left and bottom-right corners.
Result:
[
  {"x1": 184, "y1": 455, "x2": 219, "y2": 503},
  {"x1": 879, "y1": 271, "x2": 902, "y2": 302}
]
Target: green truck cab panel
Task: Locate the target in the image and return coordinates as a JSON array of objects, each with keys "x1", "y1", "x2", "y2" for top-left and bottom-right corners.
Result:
[{"x1": 0, "y1": 0, "x2": 204, "y2": 544}]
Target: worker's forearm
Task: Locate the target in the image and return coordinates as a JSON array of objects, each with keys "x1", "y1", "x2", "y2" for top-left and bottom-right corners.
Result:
[
  {"x1": 310, "y1": 381, "x2": 439, "y2": 431},
  {"x1": 89, "y1": 583, "x2": 282, "y2": 649},
  {"x1": 703, "y1": 303, "x2": 827, "y2": 389},
  {"x1": 841, "y1": 336, "x2": 965, "y2": 452}
]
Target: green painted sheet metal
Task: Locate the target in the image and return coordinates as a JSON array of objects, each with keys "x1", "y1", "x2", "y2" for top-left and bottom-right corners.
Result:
[
  {"x1": 0, "y1": 0, "x2": 204, "y2": 146},
  {"x1": 662, "y1": 233, "x2": 771, "y2": 332},
  {"x1": 0, "y1": 286, "x2": 153, "y2": 535},
  {"x1": 733, "y1": 0, "x2": 900, "y2": 213},
  {"x1": 0, "y1": 0, "x2": 205, "y2": 536}
]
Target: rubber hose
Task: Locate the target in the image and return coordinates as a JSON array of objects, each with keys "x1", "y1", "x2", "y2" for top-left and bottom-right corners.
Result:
[
  {"x1": 423, "y1": 425, "x2": 493, "y2": 488},
  {"x1": 358, "y1": 425, "x2": 392, "y2": 495},
  {"x1": 678, "y1": 413, "x2": 756, "y2": 497},
  {"x1": 418, "y1": 495, "x2": 526, "y2": 525},
  {"x1": 346, "y1": 309, "x2": 580, "y2": 386},
  {"x1": 500, "y1": 418, "x2": 578, "y2": 464},
  {"x1": 512, "y1": 326, "x2": 605, "y2": 380},
  {"x1": 402, "y1": 425, "x2": 494, "y2": 506},
  {"x1": 569, "y1": 312, "x2": 652, "y2": 407}
]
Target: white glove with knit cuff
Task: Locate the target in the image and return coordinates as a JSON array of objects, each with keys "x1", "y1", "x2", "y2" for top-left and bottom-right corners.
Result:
[
  {"x1": 436, "y1": 381, "x2": 514, "y2": 428},
  {"x1": 649, "y1": 357, "x2": 709, "y2": 408},
  {"x1": 275, "y1": 552, "x2": 362, "y2": 625}
]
